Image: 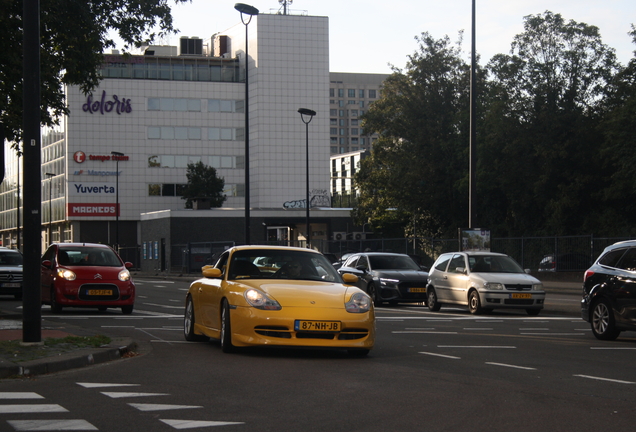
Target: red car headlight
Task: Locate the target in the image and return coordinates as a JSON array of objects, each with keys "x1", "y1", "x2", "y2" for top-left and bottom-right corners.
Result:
[
  {"x1": 57, "y1": 269, "x2": 76, "y2": 281},
  {"x1": 118, "y1": 269, "x2": 131, "y2": 282}
]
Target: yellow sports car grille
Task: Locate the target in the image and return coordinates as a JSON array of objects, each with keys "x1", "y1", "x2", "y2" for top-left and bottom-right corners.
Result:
[{"x1": 253, "y1": 325, "x2": 369, "y2": 340}]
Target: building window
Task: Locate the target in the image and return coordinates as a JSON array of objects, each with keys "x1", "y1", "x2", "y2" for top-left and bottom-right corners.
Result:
[
  {"x1": 148, "y1": 98, "x2": 201, "y2": 112},
  {"x1": 330, "y1": 137, "x2": 338, "y2": 144},
  {"x1": 330, "y1": 88, "x2": 335, "y2": 97},
  {"x1": 351, "y1": 119, "x2": 359, "y2": 126},
  {"x1": 351, "y1": 128, "x2": 358, "y2": 135},
  {"x1": 351, "y1": 138, "x2": 359, "y2": 144},
  {"x1": 339, "y1": 119, "x2": 346, "y2": 126},
  {"x1": 339, "y1": 128, "x2": 345, "y2": 136},
  {"x1": 330, "y1": 118, "x2": 337, "y2": 125},
  {"x1": 351, "y1": 110, "x2": 358, "y2": 117},
  {"x1": 338, "y1": 89, "x2": 344, "y2": 97},
  {"x1": 359, "y1": 101, "x2": 365, "y2": 108},
  {"x1": 359, "y1": 89, "x2": 365, "y2": 98},
  {"x1": 348, "y1": 100, "x2": 356, "y2": 105},
  {"x1": 339, "y1": 110, "x2": 345, "y2": 117},
  {"x1": 348, "y1": 89, "x2": 355, "y2": 97},
  {"x1": 330, "y1": 128, "x2": 338, "y2": 135},
  {"x1": 330, "y1": 109, "x2": 338, "y2": 116},
  {"x1": 369, "y1": 89, "x2": 377, "y2": 98}
]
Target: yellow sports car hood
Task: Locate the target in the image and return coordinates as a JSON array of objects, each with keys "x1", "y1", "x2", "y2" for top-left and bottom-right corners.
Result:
[{"x1": 243, "y1": 280, "x2": 357, "y2": 308}]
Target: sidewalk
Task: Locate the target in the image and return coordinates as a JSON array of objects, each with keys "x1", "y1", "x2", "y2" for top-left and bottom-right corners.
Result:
[{"x1": 0, "y1": 314, "x2": 137, "y2": 379}]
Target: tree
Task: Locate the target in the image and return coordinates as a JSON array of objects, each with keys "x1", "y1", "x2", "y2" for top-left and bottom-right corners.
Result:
[
  {"x1": 0, "y1": 0, "x2": 190, "y2": 144},
  {"x1": 354, "y1": 32, "x2": 475, "y2": 238},
  {"x1": 181, "y1": 162, "x2": 226, "y2": 209},
  {"x1": 482, "y1": 11, "x2": 619, "y2": 235}
]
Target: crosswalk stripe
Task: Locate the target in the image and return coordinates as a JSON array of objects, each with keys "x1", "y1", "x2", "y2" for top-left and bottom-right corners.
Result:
[
  {"x1": 7, "y1": 419, "x2": 97, "y2": 431},
  {"x1": 128, "y1": 403, "x2": 202, "y2": 412},
  {"x1": 0, "y1": 393, "x2": 44, "y2": 399},
  {"x1": 101, "y1": 392, "x2": 168, "y2": 398},
  {"x1": 160, "y1": 419, "x2": 245, "y2": 429},
  {"x1": 77, "y1": 383, "x2": 140, "y2": 388},
  {"x1": 0, "y1": 404, "x2": 68, "y2": 414}
]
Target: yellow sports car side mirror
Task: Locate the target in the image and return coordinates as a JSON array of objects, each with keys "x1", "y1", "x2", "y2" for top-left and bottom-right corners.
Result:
[
  {"x1": 202, "y1": 267, "x2": 223, "y2": 278},
  {"x1": 341, "y1": 273, "x2": 359, "y2": 284}
]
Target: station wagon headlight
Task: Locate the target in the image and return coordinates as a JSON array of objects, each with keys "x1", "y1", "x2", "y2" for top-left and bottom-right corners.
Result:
[
  {"x1": 57, "y1": 269, "x2": 76, "y2": 281},
  {"x1": 380, "y1": 278, "x2": 399, "y2": 287},
  {"x1": 532, "y1": 283, "x2": 543, "y2": 291},
  {"x1": 345, "y1": 292, "x2": 371, "y2": 313},
  {"x1": 483, "y1": 282, "x2": 504, "y2": 290},
  {"x1": 244, "y1": 289, "x2": 282, "y2": 310},
  {"x1": 118, "y1": 269, "x2": 131, "y2": 282}
]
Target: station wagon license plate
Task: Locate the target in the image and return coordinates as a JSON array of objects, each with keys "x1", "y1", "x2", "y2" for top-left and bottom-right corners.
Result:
[
  {"x1": 409, "y1": 287, "x2": 427, "y2": 293},
  {"x1": 88, "y1": 289, "x2": 112, "y2": 296},
  {"x1": 510, "y1": 293, "x2": 531, "y2": 299},
  {"x1": 294, "y1": 320, "x2": 341, "y2": 332},
  {"x1": 1, "y1": 283, "x2": 20, "y2": 288}
]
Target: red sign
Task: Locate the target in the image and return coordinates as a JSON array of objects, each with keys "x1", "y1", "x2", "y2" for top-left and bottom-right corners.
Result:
[
  {"x1": 73, "y1": 151, "x2": 86, "y2": 163},
  {"x1": 67, "y1": 203, "x2": 119, "y2": 217}
]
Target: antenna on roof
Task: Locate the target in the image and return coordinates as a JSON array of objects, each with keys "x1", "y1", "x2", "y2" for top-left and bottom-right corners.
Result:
[{"x1": 278, "y1": 0, "x2": 292, "y2": 15}]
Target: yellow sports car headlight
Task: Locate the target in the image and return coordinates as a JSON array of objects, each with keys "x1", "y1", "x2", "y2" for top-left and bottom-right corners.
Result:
[
  {"x1": 345, "y1": 292, "x2": 371, "y2": 313},
  {"x1": 244, "y1": 288, "x2": 282, "y2": 310}
]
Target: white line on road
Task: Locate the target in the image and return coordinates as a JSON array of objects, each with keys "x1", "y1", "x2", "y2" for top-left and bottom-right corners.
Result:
[
  {"x1": 463, "y1": 328, "x2": 493, "y2": 331},
  {"x1": 77, "y1": 383, "x2": 140, "y2": 388},
  {"x1": 142, "y1": 303, "x2": 184, "y2": 309},
  {"x1": 486, "y1": 362, "x2": 537, "y2": 370},
  {"x1": 7, "y1": 419, "x2": 97, "y2": 431},
  {"x1": 134, "y1": 279, "x2": 176, "y2": 284},
  {"x1": 101, "y1": 392, "x2": 169, "y2": 398},
  {"x1": 574, "y1": 374, "x2": 635, "y2": 384},
  {"x1": 393, "y1": 331, "x2": 458, "y2": 334},
  {"x1": 129, "y1": 403, "x2": 202, "y2": 412},
  {"x1": 160, "y1": 419, "x2": 245, "y2": 429},
  {"x1": 590, "y1": 347, "x2": 636, "y2": 350},
  {"x1": 418, "y1": 351, "x2": 461, "y2": 359},
  {"x1": 438, "y1": 345, "x2": 516, "y2": 349},
  {"x1": 520, "y1": 333, "x2": 585, "y2": 336},
  {"x1": 0, "y1": 393, "x2": 44, "y2": 399},
  {"x1": 0, "y1": 405, "x2": 68, "y2": 414}
]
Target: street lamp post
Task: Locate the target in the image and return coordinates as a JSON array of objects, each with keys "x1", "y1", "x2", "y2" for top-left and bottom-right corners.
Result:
[
  {"x1": 298, "y1": 108, "x2": 316, "y2": 249},
  {"x1": 45, "y1": 172, "x2": 55, "y2": 244},
  {"x1": 235, "y1": 3, "x2": 259, "y2": 245},
  {"x1": 111, "y1": 152, "x2": 124, "y2": 249}
]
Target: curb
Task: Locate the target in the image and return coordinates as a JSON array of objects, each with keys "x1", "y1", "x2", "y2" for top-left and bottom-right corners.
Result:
[{"x1": 0, "y1": 338, "x2": 137, "y2": 379}]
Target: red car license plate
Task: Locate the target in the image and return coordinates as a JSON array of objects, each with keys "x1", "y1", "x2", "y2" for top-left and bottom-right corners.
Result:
[{"x1": 88, "y1": 289, "x2": 112, "y2": 296}]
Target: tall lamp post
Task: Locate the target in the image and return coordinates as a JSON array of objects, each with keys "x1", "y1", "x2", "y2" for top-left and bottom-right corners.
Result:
[
  {"x1": 111, "y1": 151, "x2": 124, "y2": 249},
  {"x1": 469, "y1": 0, "x2": 477, "y2": 228},
  {"x1": 235, "y1": 3, "x2": 259, "y2": 245},
  {"x1": 45, "y1": 172, "x2": 55, "y2": 244},
  {"x1": 298, "y1": 108, "x2": 316, "y2": 249}
]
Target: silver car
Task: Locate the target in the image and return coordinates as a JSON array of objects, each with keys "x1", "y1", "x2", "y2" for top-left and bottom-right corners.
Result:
[{"x1": 426, "y1": 251, "x2": 545, "y2": 315}]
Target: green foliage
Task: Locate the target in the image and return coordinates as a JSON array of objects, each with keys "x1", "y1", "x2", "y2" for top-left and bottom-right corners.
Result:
[
  {"x1": 181, "y1": 161, "x2": 227, "y2": 209},
  {"x1": 0, "y1": 0, "x2": 190, "y2": 145},
  {"x1": 0, "y1": 335, "x2": 111, "y2": 363},
  {"x1": 355, "y1": 11, "x2": 634, "y2": 238}
]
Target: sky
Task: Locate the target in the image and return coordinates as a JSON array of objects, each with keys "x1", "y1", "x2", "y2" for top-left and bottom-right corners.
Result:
[{"x1": 118, "y1": 0, "x2": 636, "y2": 73}]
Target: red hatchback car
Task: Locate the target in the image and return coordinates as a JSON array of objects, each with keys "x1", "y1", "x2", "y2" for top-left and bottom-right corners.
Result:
[{"x1": 41, "y1": 243, "x2": 135, "y2": 314}]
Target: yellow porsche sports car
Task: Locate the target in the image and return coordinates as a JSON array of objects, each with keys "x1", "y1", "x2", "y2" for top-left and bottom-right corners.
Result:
[{"x1": 183, "y1": 246, "x2": 375, "y2": 356}]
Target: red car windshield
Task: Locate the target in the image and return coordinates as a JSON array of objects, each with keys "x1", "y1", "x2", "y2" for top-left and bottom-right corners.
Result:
[{"x1": 58, "y1": 247, "x2": 122, "y2": 267}]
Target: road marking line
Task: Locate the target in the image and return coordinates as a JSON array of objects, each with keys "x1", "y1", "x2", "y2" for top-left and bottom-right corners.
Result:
[
  {"x1": 77, "y1": 383, "x2": 140, "y2": 388},
  {"x1": 418, "y1": 351, "x2": 461, "y2": 359},
  {"x1": 0, "y1": 393, "x2": 43, "y2": 399},
  {"x1": 405, "y1": 328, "x2": 435, "y2": 330},
  {"x1": 438, "y1": 345, "x2": 516, "y2": 349},
  {"x1": 143, "y1": 303, "x2": 184, "y2": 309},
  {"x1": 393, "y1": 331, "x2": 458, "y2": 334},
  {"x1": 519, "y1": 328, "x2": 549, "y2": 331},
  {"x1": 486, "y1": 362, "x2": 537, "y2": 370},
  {"x1": 160, "y1": 419, "x2": 245, "y2": 429},
  {"x1": 7, "y1": 419, "x2": 97, "y2": 430},
  {"x1": 151, "y1": 340, "x2": 193, "y2": 343},
  {"x1": 134, "y1": 280, "x2": 176, "y2": 283},
  {"x1": 101, "y1": 392, "x2": 169, "y2": 398},
  {"x1": 129, "y1": 403, "x2": 202, "y2": 412},
  {"x1": 520, "y1": 333, "x2": 585, "y2": 336},
  {"x1": 574, "y1": 374, "x2": 635, "y2": 384},
  {"x1": 0, "y1": 405, "x2": 68, "y2": 413},
  {"x1": 590, "y1": 347, "x2": 636, "y2": 350},
  {"x1": 463, "y1": 328, "x2": 493, "y2": 331}
]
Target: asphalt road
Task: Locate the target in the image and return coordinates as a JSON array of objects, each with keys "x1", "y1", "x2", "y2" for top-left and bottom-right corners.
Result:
[{"x1": 0, "y1": 277, "x2": 633, "y2": 432}]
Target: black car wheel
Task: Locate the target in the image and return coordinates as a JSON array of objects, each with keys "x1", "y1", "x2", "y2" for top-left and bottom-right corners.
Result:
[
  {"x1": 184, "y1": 296, "x2": 207, "y2": 342},
  {"x1": 367, "y1": 283, "x2": 382, "y2": 307},
  {"x1": 526, "y1": 308, "x2": 541, "y2": 316},
  {"x1": 468, "y1": 290, "x2": 483, "y2": 315},
  {"x1": 427, "y1": 287, "x2": 441, "y2": 312},
  {"x1": 220, "y1": 299, "x2": 235, "y2": 353},
  {"x1": 591, "y1": 299, "x2": 620, "y2": 340},
  {"x1": 121, "y1": 305, "x2": 134, "y2": 315},
  {"x1": 50, "y1": 287, "x2": 63, "y2": 313}
]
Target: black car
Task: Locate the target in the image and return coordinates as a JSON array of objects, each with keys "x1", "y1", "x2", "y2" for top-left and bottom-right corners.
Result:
[
  {"x1": 581, "y1": 240, "x2": 636, "y2": 340},
  {"x1": 0, "y1": 247, "x2": 23, "y2": 300},
  {"x1": 337, "y1": 252, "x2": 428, "y2": 306}
]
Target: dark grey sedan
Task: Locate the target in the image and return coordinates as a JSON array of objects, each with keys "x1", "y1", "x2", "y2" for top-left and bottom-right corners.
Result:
[{"x1": 337, "y1": 252, "x2": 428, "y2": 306}]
